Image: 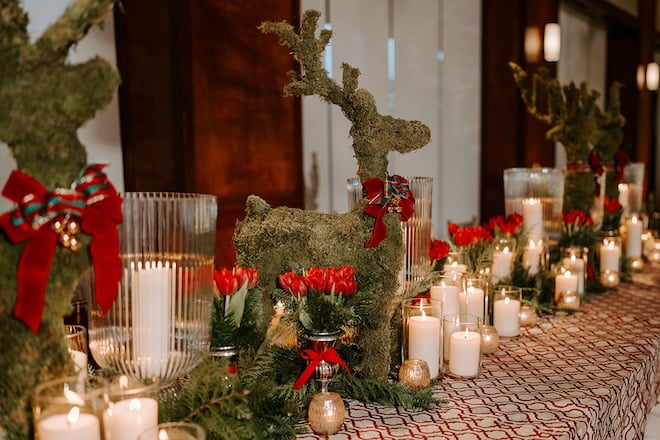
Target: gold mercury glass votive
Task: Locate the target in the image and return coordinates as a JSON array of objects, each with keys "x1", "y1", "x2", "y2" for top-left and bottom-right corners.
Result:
[
  {"x1": 480, "y1": 325, "x2": 499, "y2": 354},
  {"x1": 518, "y1": 303, "x2": 538, "y2": 327},
  {"x1": 398, "y1": 359, "x2": 431, "y2": 389}
]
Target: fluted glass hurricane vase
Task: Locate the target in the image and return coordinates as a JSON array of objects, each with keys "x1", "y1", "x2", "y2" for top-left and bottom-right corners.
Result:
[{"x1": 88, "y1": 192, "x2": 217, "y2": 385}]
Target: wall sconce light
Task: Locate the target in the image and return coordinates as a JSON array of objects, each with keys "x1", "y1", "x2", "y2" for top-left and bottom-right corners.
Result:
[
  {"x1": 543, "y1": 23, "x2": 561, "y2": 62},
  {"x1": 524, "y1": 26, "x2": 542, "y2": 63},
  {"x1": 636, "y1": 63, "x2": 659, "y2": 91},
  {"x1": 646, "y1": 62, "x2": 659, "y2": 91}
]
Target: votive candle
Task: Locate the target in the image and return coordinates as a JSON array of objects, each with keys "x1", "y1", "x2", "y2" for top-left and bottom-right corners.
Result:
[
  {"x1": 38, "y1": 408, "x2": 101, "y2": 440},
  {"x1": 522, "y1": 198, "x2": 543, "y2": 240},
  {"x1": 408, "y1": 315, "x2": 441, "y2": 379}
]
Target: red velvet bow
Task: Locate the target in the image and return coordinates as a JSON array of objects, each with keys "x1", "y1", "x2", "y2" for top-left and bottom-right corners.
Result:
[
  {"x1": 615, "y1": 150, "x2": 630, "y2": 183},
  {"x1": 589, "y1": 150, "x2": 605, "y2": 195},
  {"x1": 292, "y1": 344, "x2": 352, "y2": 390},
  {"x1": 0, "y1": 165, "x2": 122, "y2": 333},
  {"x1": 362, "y1": 175, "x2": 415, "y2": 248}
]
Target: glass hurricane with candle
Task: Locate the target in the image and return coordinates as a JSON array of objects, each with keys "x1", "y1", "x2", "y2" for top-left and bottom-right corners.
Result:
[
  {"x1": 622, "y1": 213, "x2": 645, "y2": 271},
  {"x1": 442, "y1": 314, "x2": 482, "y2": 379},
  {"x1": 87, "y1": 192, "x2": 217, "y2": 387},
  {"x1": 104, "y1": 375, "x2": 159, "y2": 440},
  {"x1": 492, "y1": 286, "x2": 522, "y2": 338},
  {"x1": 553, "y1": 262, "x2": 580, "y2": 310},
  {"x1": 401, "y1": 298, "x2": 443, "y2": 381},
  {"x1": 33, "y1": 375, "x2": 108, "y2": 440},
  {"x1": 599, "y1": 230, "x2": 622, "y2": 288}
]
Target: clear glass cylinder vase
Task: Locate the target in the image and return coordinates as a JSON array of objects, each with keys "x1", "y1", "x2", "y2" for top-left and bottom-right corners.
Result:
[
  {"x1": 399, "y1": 176, "x2": 433, "y2": 292},
  {"x1": 88, "y1": 192, "x2": 217, "y2": 385}
]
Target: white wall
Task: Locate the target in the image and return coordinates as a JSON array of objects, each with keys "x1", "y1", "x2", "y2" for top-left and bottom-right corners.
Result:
[
  {"x1": 300, "y1": 0, "x2": 482, "y2": 239},
  {"x1": 0, "y1": 0, "x2": 123, "y2": 213}
]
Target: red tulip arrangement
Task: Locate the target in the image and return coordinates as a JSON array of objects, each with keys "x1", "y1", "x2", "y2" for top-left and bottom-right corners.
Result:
[
  {"x1": 447, "y1": 222, "x2": 494, "y2": 272},
  {"x1": 212, "y1": 265, "x2": 260, "y2": 348},
  {"x1": 278, "y1": 265, "x2": 358, "y2": 334},
  {"x1": 560, "y1": 209, "x2": 596, "y2": 248},
  {"x1": 602, "y1": 196, "x2": 623, "y2": 231}
]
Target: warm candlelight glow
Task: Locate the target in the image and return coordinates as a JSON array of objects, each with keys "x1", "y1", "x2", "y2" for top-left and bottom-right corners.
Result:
[
  {"x1": 67, "y1": 407, "x2": 80, "y2": 426},
  {"x1": 159, "y1": 429, "x2": 169, "y2": 440}
]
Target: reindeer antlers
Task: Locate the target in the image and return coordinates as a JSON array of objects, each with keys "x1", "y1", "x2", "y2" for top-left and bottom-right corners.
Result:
[{"x1": 260, "y1": 9, "x2": 431, "y2": 181}]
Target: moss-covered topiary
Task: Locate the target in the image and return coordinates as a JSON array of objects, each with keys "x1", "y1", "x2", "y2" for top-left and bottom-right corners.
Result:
[
  {"x1": 0, "y1": 1, "x2": 119, "y2": 438},
  {"x1": 510, "y1": 62, "x2": 600, "y2": 214},
  {"x1": 231, "y1": 10, "x2": 431, "y2": 382}
]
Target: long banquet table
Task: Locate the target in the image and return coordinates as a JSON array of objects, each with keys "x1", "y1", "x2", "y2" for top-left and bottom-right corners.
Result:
[{"x1": 297, "y1": 268, "x2": 660, "y2": 440}]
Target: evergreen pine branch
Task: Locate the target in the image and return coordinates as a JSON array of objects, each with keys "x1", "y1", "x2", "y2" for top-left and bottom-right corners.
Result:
[{"x1": 333, "y1": 374, "x2": 438, "y2": 410}]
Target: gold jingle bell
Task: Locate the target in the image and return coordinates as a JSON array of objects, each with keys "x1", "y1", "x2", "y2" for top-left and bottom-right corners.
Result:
[{"x1": 52, "y1": 216, "x2": 81, "y2": 251}]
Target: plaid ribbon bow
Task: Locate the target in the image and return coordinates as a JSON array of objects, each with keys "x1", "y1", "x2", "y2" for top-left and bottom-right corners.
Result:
[
  {"x1": 0, "y1": 165, "x2": 122, "y2": 333},
  {"x1": 362, "y1": 174, "x2": 415, "y2": 248}
]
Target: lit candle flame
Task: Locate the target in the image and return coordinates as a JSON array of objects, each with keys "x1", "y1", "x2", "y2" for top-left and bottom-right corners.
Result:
[
  {"x1": 129, "y1": 398, "x2": 142, "y2": 411},
  {"x1": 66, "y1": 407, "x2": 80, "y2": 426},
  {"x1": 464, "y1": 328, "x2": 470, "y2": 338},
  {"x1": 159, "y1": 429, "x2": 170, "y2": 440},
  {"x1": 119, "y1": 375, "x2": 129, "y2": 390},
  {"x1": 504, "y1": 296, "x2": 510, "y2": 305}
]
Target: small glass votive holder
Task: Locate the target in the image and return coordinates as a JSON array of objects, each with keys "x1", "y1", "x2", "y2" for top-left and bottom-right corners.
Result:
[
  {"x1": 480, "y1": 325, "x2": 499, "y2": 354},
  {"x1": 491, "y1": 237, "x2": 514, "y2": 284},
  {"x1": 492, "y1": 286, "x2": 522, "y2": 337},
  {"x1": 398, "y1": 359, "x2": 431, "y2": 390},
  {"x1": 556, "y1": 290, "x2": 580, "y2": 309},
  {"x1": 560, "y1": 246, "x2": 588, "y2": 297},
  {"x1": 64, "y1": 325, "x2": 88, "y2": 379},
  {"x1": 523, "y1": 238, "x2": 545, "y2": 277},
  {"x1": 518, "y1": 303, "x2": 538, "y2": 327},
  {"x1": 104, "y1": 375, "x2": 160, "y2": 440},
  {"x1": 442, "y1": 314, "x2": 481, "y2": 379},
  {"x1": 401, "y1": 298, "x2": 442, "y2": 380},
  {"x1": 33, "y1": 375, "x2": 108, "y2": 440},
  {"x1": 138, "y1": 422, "x2": 206, "y2": 440}
]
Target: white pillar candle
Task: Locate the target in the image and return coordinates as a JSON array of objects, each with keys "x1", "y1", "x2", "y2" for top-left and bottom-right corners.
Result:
[
  {"x1": 448, "y1": 329, "x2": 481, "y2": 377},
  {"x1": 430, "y1": 284, "x2": 459, "y2": 317},
  {"x1": 69, "y1": 349, "x2": 88, "y2": 381},
  {"x1": 408, "y1": 315, "x2": 441, "y2": 379},
  {"x1": 104, "y1": 397, "x2": 159, "y2": 440},
  {"x1": 459, "y1": 287, "x2": 484, "y2": 322},
  {"x1": 522, "y1": 198, "x2": 543, "y2": 241},
  {"x1": 523, "y1": 239, "x2": 542, "y2": 276},
  {"x1": 493, "y1": 297, "x2": 521, "y2": 337},
  {"x1": 554, "y1": 271, "x2": 578, "y2": 301},
  {"x1": 600, "y1": 241, "x2": 621, "y2": 271},
  {"x1": 132, "y1": 261, "x2": 173, "y2": 378},
  {"x1": 626, "y1": 215, "x2": 643, "y2": 258},
  {"x1": 562, "y1": 255, "x2": 585, "y2": 294},
  {"x1": 443, "y1": 262, "x2": 467, "y2": 276},
  {"x1": 38, "y1": 407, "x2": 101, "y2": 440},
  {"x1": 491, "y1": 247, "x2": 513, "y2": 283},
  {"x1": 618, "y1": 183, "x2": 629, "y2": 214}
]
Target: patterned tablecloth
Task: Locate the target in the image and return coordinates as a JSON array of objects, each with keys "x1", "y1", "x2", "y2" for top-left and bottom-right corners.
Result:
[{"x1": 297, "y1": 269, "x2": 660, "y2": 440}]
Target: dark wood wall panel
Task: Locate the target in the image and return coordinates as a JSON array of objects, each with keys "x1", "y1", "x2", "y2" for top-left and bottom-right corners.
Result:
[
  {"x1": 481, "y1": 0, "x2": 558, "y2": 222},
  {"x1": 115, "y1": 0, "x2": 302, "y2": 267}
]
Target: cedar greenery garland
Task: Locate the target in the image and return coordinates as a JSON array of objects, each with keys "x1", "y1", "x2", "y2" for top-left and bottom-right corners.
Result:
[{"x1": 0, "y1": 1, "x2": 119, "y2": 438}]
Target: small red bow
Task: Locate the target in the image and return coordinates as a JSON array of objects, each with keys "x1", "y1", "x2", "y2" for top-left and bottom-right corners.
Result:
[
  {"x1": 292, "y1": 344, "x2": 352, "y2": 390},
  {"x1": 615, "y1": 150, "x2": 630, "y2": 183},
  {"x1": 0, "y1": 165, "x2": 122, "y2": 333},
  {"x1": 362, "y1": 175, "x2": 415, "y2": 248}
]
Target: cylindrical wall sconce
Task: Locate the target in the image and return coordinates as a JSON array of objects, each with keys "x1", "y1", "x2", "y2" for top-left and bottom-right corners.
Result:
[{"x1": 543, "y1": 23, "x2": 561, "y2": 62}]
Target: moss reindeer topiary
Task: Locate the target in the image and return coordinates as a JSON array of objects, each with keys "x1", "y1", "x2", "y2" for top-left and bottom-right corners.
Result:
[
  {"x1": 0, "y1": 1, "x2": 119, "y2": 438},
  {"x1": 231, "y1": 10, "x2": 431, "y2": 382},
  {"x1": 510, "y1": 62, "x2": 600, "y2": 214}
]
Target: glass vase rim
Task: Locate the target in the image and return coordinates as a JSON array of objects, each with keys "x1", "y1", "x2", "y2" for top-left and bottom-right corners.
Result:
[
  {"x1": 33, "y1": 375, "x2": 106, "y2": 402},
  {"x1": 120, "y1": 191, "x2": 217, "y2": 200}
]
